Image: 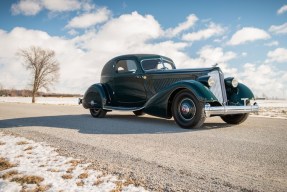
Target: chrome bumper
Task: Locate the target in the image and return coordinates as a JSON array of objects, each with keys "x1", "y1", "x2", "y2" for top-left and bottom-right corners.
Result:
[{"x1": 204, "y1": 103, "x2": 259, "y2": 117}]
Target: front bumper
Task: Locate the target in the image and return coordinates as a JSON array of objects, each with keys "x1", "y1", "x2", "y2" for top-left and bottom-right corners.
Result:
[{"x1": 204, "y1": 103, "x2": 259, "y2": 117}]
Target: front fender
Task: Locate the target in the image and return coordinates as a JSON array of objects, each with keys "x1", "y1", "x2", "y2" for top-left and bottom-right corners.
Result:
[
  {"x1": 82, "y1": 84, "x2": 107, "y2": 109},
  {"x1": 143, "y1": 80, "x2": 218, "y2": 118},
  {"x1": 226, "y1": 83, "x2": 255, "y2": 106}
]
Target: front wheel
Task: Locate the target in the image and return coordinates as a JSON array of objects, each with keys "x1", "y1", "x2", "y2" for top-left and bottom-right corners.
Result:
[
  {"x1": 90, "y1": 108, "x2": 107, "y2": 118},
  {"x1": 221, "y1": 113, "x2": 249, "y2": 124},
  {"x1": 172, "y1": 90, "x2": 206, "y2": 129}
]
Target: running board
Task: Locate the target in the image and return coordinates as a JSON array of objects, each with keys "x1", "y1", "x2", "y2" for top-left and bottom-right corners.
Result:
[{"x1": 103, "y1": 106, "x2": 144, "y2": 112}]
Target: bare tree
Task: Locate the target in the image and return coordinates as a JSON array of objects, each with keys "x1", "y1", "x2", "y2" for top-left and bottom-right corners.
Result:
[{"x1": 18, "y1": 46, "x2": 60, "y2": 103}]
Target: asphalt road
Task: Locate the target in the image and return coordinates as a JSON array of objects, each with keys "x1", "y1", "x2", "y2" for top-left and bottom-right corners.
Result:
[{"x1": 0, "y1": 103, "x2": 286, "y2": 191}]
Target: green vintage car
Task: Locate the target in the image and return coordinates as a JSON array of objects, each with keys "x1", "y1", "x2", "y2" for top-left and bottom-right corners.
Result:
[{"x1": 79, "y1": 54, "x2": 259, "y2": 129}]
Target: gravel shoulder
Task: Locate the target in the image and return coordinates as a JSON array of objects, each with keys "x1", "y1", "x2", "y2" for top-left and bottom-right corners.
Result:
[{"x1": 1, "y1": 103, "x2": 287, "y2": 191}]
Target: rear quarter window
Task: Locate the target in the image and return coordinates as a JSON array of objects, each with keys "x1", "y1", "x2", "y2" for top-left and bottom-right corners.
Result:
[{"x1": 116, "y1": 60, "x2": 138, "y2": 73}]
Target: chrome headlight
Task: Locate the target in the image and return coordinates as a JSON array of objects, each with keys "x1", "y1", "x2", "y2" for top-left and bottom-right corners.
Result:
[
  {"x1": 231, "y1": 78, "x2": 238, "y2": 88},
  {"x1": 197, "y1": 75, "x2": 216, "y2": 87},
  {"x1": 224, "y1": 77, "x2": 239, "y2": 88},
  {"x1": 208, "y1": 77, "x2": 215, "y2": 87}
]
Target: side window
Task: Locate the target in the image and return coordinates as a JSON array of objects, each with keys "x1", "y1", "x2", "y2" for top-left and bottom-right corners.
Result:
[
  {"x1": 116, "y1": 60, "x2": 138, "y2": 73},
  {"x1": 141, "y1": 59, "x2": 162, "y2": 70}
]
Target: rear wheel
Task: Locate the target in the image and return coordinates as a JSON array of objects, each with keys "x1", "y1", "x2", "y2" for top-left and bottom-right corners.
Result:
[
  {"x1": 221, "y1": 113, "x2": 249, "y2": 124},
  {"x1": 90, "y1": 108, "x2": 107, "y2": 118},
  {"x1": 172, "y1": 90, "x2": 206, "y2": 129}
]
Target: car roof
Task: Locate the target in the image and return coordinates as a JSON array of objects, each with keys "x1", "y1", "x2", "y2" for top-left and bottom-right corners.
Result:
[{"x1": 113, "y1": 54, "x2": 173, "y2": 62}]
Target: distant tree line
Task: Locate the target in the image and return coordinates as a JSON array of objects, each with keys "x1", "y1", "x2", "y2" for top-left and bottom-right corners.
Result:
[{"x1": 0, "y1": 89, "x2": 82, "y2": 97}]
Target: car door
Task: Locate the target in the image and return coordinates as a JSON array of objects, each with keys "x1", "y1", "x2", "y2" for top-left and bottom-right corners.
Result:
[{"x1": 113, "y1": 58, "x2": 147, "y2": 107}]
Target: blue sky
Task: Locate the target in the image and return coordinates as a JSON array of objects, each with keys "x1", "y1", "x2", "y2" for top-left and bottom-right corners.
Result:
[{"x1": 0, "y1": 0, "x2": 287, "y2": 98}]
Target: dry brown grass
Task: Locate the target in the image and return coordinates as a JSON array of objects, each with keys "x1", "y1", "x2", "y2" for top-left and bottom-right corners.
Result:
[
  {"x1": 21, "y1": 184, "x2": 51, "y2": 192},
  {"x1": 11, "y1": 175, "x2": 44, "y2": 185},
  {"x1": 61, "y1": 174, "x2": 73, "y2": 179},
  {"x1": 16, "y1": 155, "x2": 24, "y2": 158},
  {"x1": 24, "y1": 146, "x2": 33, "y2": 151},
  {"x1": 111, "y1": 181, "x2": 123, "y2": 192},
  {"x1": 78, "y1": 172, "x2": 89, "y2": 179},
  {"x1": 16, "y1": 141, "x2": 29, "y2": 145},
  {"x1": 66, "y1": 167, "x2": 74, "y2": 173},
  {"x1": 69, "y1": 160, "x2": 82, "y2": 167},
  {"x1": 0, "y1": 141, "x2": 5, "y2": 145},
  {"x1": 123, "y1": 178, "x2": 142, "y2": 187},
  {"x1": 76, "y1": 180, "x2": 85, "y2": 186},
  {"x1": 93, "y1": 179, "x2": 104, "y2": 186},
  {"x1": 0, "y1": 170, "x2": 19, "y2": 179},
  {"x1": 47, "y1": 168, "x2": 59, "y2": 172},
  {"x1": 0, "y1": 157, "x2": 15, "y2": 171},
  {"x1": 32, "y1": 185, "x2": 51, "y2": 192}
]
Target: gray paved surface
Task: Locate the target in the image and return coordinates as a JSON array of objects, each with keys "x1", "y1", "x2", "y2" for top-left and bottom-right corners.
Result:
[{"x1": 0, "y1": 103, "x2": 286, "y2": 191}]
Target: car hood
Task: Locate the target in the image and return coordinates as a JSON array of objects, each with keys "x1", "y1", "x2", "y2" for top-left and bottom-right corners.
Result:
[{"x1": 144, "y1": 66, "x2": 220, "y2": 75}]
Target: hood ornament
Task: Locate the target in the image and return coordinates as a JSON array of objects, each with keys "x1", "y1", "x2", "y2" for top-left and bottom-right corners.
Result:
[{"x1": 212, "y1": 63, "x2": 218, "y2": 67}]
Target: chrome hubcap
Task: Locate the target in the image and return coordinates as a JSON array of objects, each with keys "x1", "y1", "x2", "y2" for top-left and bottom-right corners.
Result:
[{"x1": 178, "y1": 98, "x2": 196, "y2": 120}]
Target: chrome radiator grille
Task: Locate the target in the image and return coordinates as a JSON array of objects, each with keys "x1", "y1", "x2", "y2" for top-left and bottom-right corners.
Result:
[{"x1": 208, "y1": 70, "x2": 227, "y2": 104}]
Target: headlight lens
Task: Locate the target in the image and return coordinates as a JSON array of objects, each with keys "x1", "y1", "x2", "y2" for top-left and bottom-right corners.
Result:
[
  {"x1": 208, "y1": 77, "x2": 215, "y2": 87},
  {"x1": 231, "y1": 78, "x2": 238, "y2": 88}
]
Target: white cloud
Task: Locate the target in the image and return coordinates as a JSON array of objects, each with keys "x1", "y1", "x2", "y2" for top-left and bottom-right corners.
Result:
[
  {"x1": 266, "y1": 48, "x2": 287, "y2": 63},
  {"x1": 66, "y1": 8, "x2": 111, "y2": 28},
  {"x1": 241, "y1": 52, "x2": 247, "y2": 57},
  {"x1": 165, "y1": 14, "x2": 198, "y2": 37},
  {"x1": 11, "y1": 0, "x2": 42, "y2": 16},
  {"x1": 0, "y1": 27, "x2": 90, "y2": 93},
  {"x1": 177, "y1": 46, "x2": 238, "y2": 77},
  {"x1": 11, "y1": 0, "x2": 88, "y2": 15},
  {"x1": 240, "y1": 63, "x2": 286, "y2": 98},
  {"x1": 80, "y1": 11, "x2": 164, "y2": 53},
  {"x1": 228, "y1": 27, "x2": 270, "y2": 45},
  {"x1": 264, "y1": 41, "x2": 279, "y2": 47},
  {"x1": 182, "y1": 23, "x2": 225, "y2": 41},
  {"x1": 277, "y1": 4, "x2": 287, "y2": 15},
  {"x1": 269, "y1": 22, "x2": 287, "y2": 34},
  {"x1": 68, "y1": 29, "x2": 79, "y2": 36},
  {"x1": 42, "y1": 0, "x2": 80, "y2": 12}
]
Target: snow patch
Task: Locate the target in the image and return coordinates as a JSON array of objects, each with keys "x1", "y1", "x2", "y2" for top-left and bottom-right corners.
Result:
[{"x1": 0, "y1": 132, "x2": 147, "y2": 192}]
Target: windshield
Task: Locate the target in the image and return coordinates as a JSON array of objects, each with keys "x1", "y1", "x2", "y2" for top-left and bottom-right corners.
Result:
[{"x1": 141, "y1": 58, "x2": 175, "y2": 71}]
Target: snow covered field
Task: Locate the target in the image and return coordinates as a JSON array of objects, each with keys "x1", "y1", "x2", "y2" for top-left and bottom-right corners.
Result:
[
  {"x1": 0, "y1": 97, "x2": 78, "y2": 105},
  {"x1": 0, "y1": 97, "x2": 286, "y2": 119},
  {"x1": 253, "y1": 100, "x2": 287, "y2": 119},
  {"x1": 0, "y1": 132, "x2": 147, "y2": 192}
]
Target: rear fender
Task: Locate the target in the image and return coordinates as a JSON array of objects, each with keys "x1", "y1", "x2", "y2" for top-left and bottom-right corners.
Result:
[
  {"x1": 143, "y1": 80, "x2": 218, "y2": 118},
  {"x1": 82, "y1": 84, "x2": 107, "y2": 109}
]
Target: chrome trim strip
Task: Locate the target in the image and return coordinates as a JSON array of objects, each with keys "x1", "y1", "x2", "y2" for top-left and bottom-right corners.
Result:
[
  {"x1": 204, "y1": 103, "x2": 259, "y2": 117},
  {"x1": 218, "y1": 70, "x2": 228, "y2": 104}
]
